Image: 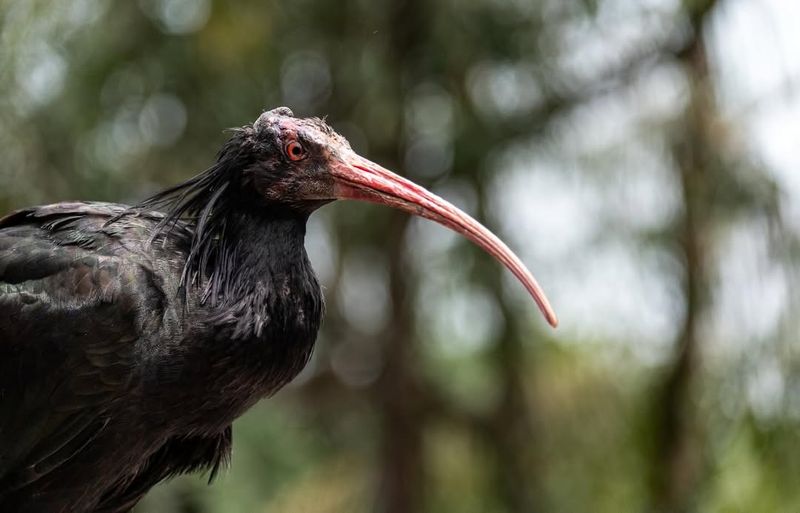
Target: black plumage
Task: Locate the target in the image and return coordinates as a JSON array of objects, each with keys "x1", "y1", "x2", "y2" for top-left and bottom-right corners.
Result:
[{"x1": 0, "y1": 107, "x2": 557, "y2": 512}]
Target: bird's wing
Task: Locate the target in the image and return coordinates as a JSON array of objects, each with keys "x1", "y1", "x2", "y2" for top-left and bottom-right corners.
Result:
[
  {"x1": 0, "y1": 202, "x2": 172, "y2": 491},
  {"x1": 95, "y1": 428, "x2": 232, "y2": 513}
]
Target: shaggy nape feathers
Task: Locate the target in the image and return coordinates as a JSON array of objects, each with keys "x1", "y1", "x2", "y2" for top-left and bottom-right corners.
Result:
[{"x1": 127, "y1": 128, "x2": 258, "y2": 306}]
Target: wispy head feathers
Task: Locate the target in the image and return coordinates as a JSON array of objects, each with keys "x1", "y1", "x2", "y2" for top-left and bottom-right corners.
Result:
[{"x1": 133, "y1": 128, "x2": 256, "y2": 304}]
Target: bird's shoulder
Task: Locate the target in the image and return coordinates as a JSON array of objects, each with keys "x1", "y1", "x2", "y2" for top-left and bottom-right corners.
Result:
[
  {"x1": 0, "y1": 200, "x2": 189, "y2": 249},
  {"x1": 0, "y1": 201, "x2": 187, "y2": 493},
  {"x1": 0, "y1": 200, "x2": 190, "y2": 293}
]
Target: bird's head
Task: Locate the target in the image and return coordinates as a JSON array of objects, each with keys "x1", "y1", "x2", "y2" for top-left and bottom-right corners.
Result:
[
  {"x1": 245, "y1": 107, "x2": 558, "y2": 327},
  {"x1": 148, "y1": 107, "x2": 557, "y2": 327},
  {"x1": 241, "y1": 106, "x2": 348, "y2": 209}
]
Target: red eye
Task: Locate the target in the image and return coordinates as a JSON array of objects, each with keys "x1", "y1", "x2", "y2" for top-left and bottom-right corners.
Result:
[{"x1": 285, "y1": 140, "x2": 306, "y2": 161}]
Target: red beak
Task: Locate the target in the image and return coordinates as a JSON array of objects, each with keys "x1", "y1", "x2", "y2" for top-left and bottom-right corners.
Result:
[{"x1": 330, "y1": 151, "x2": 558, "y2": 328}]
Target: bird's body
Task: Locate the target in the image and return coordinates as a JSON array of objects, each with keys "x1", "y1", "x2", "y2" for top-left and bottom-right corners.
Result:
[
  {"x1": 0, "y1": 201, "x2": 322, "y2": 512},
  {"x1": 0, "y1": 107, "x2": 556, "y2": 512}
]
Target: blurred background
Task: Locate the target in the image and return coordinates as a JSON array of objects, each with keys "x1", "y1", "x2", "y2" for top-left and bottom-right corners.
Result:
[{"x1": 1, "y1": 0, "x2": 798, "y2": 511}]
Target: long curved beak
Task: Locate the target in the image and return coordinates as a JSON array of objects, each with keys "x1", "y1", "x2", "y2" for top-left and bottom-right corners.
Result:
[{"x1": 330, "y1": 151, "x2": 558, "y2": 328}]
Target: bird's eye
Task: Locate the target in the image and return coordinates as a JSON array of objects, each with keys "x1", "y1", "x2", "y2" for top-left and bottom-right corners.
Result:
[{"x1": 285, "y1": 140, "x2": 307, "y2": 161}]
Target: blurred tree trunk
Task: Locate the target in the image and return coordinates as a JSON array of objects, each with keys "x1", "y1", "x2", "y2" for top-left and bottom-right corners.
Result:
[
  {"x1": 375, "y1": 212, "x2": 424, "y2": 513},
  {"x1": 649, "y1": 1, "x2": 720, "y2": 511},
  {"x1": 489, "y1": 309, "x2": 540, "y2": 513},
  {"x1": 471, "y1": 180, "x2": 541, "y2": 513},
  {"x1": 373, "y1": 1, "x2": 427, "y2": 512}
]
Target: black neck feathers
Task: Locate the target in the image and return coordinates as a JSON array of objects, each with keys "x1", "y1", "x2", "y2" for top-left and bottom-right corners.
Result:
[
  {"x1": 206, "y1": 209, "x2": 318, "y2": 341},
  {"x1": 134, "y1": 130, "x2": 311, "y2": 310}
]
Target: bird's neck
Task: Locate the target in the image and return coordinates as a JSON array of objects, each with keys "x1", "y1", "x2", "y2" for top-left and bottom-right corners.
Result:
[
  {"x1": 207, "y1": 207, "x2": 308, "y2": 300},
  {"x1": 196, "y1": 205, "x2": 323, "y2": 341},
  {"x1": 227, "y1": 208, "x2": 309, "y2": 291},
  {"x1": 162, "y1": 207, "x2": 324, "y2": 429}
]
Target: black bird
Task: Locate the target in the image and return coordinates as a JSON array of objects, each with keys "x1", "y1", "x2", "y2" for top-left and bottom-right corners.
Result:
[{"x1": 0, "y1": 107, "x2": 557, "y2": 512}]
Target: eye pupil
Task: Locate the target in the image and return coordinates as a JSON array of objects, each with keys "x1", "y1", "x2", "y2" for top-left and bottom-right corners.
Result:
[{"x1": 286, "y1": 141, "x2": 305, "y2": 161}]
